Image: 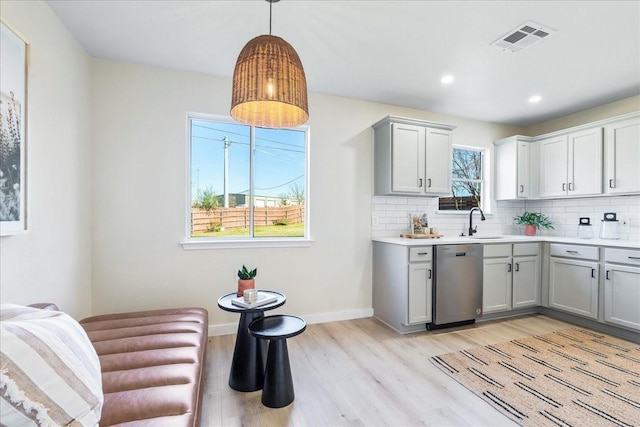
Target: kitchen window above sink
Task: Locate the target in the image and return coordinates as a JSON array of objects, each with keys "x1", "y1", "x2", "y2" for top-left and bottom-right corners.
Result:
[{"x1": 439, "y1": 146, "x2": 488, "y2": 213}]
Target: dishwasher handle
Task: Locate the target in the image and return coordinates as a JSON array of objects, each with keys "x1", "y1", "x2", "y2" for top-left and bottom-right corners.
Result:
[{"x1": 437, "y1": 245, "x2": 483, "y2": 260}]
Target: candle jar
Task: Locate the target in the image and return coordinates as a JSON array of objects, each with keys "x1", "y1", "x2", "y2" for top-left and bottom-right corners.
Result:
[{"x1": 243, "y1": 289, "x2": 258, "y2": 304}]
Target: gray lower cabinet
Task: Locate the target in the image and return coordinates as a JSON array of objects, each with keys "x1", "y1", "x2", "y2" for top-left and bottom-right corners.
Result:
[
  {"x1": 373, "y1": 242, "x2": 432, "y2": 333},
  {"x1": 548, "y1": 244, "x2": 599, "y2": 319},
  {"x1": 483, "y1": 243, "x2": 539, "y2": 314},
  {"x1": 372, "y1": 240, "x2": 638, "y2": 336},
  {"x1": 603, "y1": 248, "x2": 640, "y2": 331},
  {"x1": 513, "y1": 254, "x2": 540, "y2": 308},
  {"x1": 408, "y1": 262, "x2": 433, "y2": 324},
  {"x1": 483, "y1": 244, "x2": 512, "y2": 313}
]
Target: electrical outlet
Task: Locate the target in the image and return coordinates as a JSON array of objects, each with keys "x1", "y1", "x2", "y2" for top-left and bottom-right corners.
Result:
[
  {"x1": 621, "y1": 218, "x2": 630, "y2": 230},
  {"x1": 372, "y1": 216, "x2": 379, "y2": 226}
]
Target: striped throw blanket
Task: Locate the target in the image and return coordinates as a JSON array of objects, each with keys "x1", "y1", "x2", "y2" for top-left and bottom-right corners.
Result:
[{"x1": 1, "y1": 304, "x2": 103, "y2": 426}]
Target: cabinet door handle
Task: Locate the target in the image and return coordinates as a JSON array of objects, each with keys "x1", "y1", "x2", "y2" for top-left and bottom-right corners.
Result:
[
  {"x1": 427, "y1": 178, "x2": 432, "y2": 188},
  {"x1": 628, "y1": 256, "x2": 640, "y2": 260},
  {"x1": 515, "y1": 263, "x2": 520, "y2": 272},
  {"x1": 418, "y1": 178, "x2": 423, "y2": 188},
  {"x1": 428, "y1": 269, "x2": 432, "y2": 279},
  {"x1": 562, "y1": 183, "x2": 566, "y2": 191},
  {"x1": 609, "y1": 179, "x2": 615, "y2": 189},
  {"x1": 519, "y1": 185, "x2": 524, "y2": 193},
  {"x1": 418, "y1": 252, "x2": 429, "y2": 255},
  {"x1": 568, "y1": 182, "x2": 574, "y2": 191},
  {"x1": 507, "y1": 263, "x2": 512, "y2": 272},
  {"x1": 591, "y1": 268, "x2": 596, "y2": 278},
  {"x1": 606, "y1": 270, "x2": 610, "y2": 280},
  {"x1": 566, "y1": 250, "x2": 579, "y2": 254}
]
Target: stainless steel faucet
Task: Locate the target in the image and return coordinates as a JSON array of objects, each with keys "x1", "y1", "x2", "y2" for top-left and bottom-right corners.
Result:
[{"x1": 468, "y1": 207, "x2": 486, "y2": 236}]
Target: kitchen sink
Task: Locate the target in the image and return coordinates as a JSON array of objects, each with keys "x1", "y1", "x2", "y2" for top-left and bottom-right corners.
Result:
[{"x1": 471, "y1": 236, "x2": 506, "y2": 239}]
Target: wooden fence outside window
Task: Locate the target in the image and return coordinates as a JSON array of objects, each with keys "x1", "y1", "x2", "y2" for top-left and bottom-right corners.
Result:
[
  {"x1": 439, "y1": 196, "x2": 480, "y2": 211},
  {"x1": 191, "y1": 205, "x2": 305, "y2": 233}
]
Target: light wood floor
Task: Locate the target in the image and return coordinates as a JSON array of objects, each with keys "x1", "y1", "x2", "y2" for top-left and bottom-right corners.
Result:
[{"x1": 201, "y1": 314, "x2": 571, "y2": 426}]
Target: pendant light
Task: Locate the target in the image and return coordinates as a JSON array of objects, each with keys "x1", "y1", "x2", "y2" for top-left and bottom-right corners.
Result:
[{"x1": 230, "y1": 0, "x2": 308, "y2": 129}]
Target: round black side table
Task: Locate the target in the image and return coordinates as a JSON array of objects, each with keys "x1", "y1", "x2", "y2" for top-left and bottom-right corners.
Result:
[
  {"x1": 217, "y1": 290, "x2": 286, "y2": 392},
  {"x1": 249, "y1": 314, "x2": 306, "y2": 408}
]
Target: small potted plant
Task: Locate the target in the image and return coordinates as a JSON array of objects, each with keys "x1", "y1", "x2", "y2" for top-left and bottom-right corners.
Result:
[
  {"x1": 514, "y1": 211, "x2": 554, "y2": 236},
  {"x1": 237, "y1": 265, "x2": 257, "y2": 296}
]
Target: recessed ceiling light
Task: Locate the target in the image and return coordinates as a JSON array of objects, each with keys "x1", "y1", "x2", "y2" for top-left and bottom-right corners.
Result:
[
  {"x1": 441, "y1": 75, "x2": 454, "y2": 85},
  {"x1": 529, "y1": 95, "x2": 542, "y2": 103}
]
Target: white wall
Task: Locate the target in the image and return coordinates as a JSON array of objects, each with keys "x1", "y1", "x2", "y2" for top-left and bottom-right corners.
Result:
[
  {"x1": 0, "y1": 1, "x2": 93, "y2": 318},
  {"x1": 89, "y1": 59, "x2": 521, "y2": 329},
  {"x1": 524, "y1": 95, "x2": 640, "y2": 136}
]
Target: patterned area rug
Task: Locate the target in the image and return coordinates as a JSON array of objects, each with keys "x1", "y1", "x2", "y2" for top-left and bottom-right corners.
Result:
[{"x1": 431, "y1": 328, "x2": 640, "y2": 427}]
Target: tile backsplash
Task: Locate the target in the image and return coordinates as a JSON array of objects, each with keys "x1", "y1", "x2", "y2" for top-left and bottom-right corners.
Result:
[
  {"x1": 372, "y1": 194, "x2": 640, "y2": 242},
  {"x1": 525, "y1": 195, "x2": 640, "y2": 241}
]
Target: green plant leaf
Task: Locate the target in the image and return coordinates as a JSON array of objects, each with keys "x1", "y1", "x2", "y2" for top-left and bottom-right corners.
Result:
[
  {"x1": 237, "y1": 265, "x2": 257, "y2": 279},
  {"x1": 513, "y1": 211, "x2": 554, "y2": 229}
]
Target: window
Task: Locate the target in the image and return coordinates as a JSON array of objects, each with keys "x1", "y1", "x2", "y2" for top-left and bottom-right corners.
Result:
[
  {"x1": 439, "y1": 147, "x2": 485, "y2": 211},
  {"x1": 185, "y1": 114, "x2": 309, "y2": 246}
]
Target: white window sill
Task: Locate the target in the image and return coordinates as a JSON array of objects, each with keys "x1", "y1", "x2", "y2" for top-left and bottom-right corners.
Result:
[{"x1": 181, "y1": 238, "x2": 314, "y2": 250}]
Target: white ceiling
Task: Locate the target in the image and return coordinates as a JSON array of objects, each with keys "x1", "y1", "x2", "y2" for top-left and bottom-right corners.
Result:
[{"x1": 46, "y1": 0, "x2": 640, "y2": 127}]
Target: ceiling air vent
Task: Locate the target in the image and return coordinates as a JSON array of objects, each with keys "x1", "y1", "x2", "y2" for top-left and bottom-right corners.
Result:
[{"x1": 491, "y1": 21, "x2": 556, "y2": 53}]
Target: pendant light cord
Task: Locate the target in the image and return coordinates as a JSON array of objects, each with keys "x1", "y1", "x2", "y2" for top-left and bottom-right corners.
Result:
[{"x1": 269, "y1": 0, "x2": 273, "y2": 35}]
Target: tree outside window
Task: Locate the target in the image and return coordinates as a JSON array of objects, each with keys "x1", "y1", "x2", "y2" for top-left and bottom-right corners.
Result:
[{"x1": 439, "y1": 147, "x2": 484, "y2": 211}]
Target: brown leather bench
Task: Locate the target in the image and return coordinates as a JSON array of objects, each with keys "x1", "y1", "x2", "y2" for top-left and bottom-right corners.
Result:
[
  {"x1": 79, "y1": 307, "x2": 208, "y2": 427},
  {"x1": 9, "y1": 304, "x2": 208, "y2": 426}
]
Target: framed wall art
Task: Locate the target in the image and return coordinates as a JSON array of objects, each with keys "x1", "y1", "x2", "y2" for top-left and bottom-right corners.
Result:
[{"x1": 0, "y1": 21, "x2": 29, "y2": 236}]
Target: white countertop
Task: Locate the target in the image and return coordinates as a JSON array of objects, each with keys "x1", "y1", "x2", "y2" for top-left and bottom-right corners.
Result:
[{"x1": 372, "y1": 234, "x2": 640, "y2": 249}]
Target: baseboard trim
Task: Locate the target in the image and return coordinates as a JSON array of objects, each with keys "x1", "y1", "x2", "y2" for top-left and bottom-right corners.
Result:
[
  {"x1": 477, "y1": 307, "x2": 538, "y2": 322},
  {"x1": 208, "y1": 323, "x2": 239, "y2": 337},
  {"x1": 208, "y1": 306, "x2": 639, "y2": 342},
  {"x1": 208, "y1": 307, "x2": 374, "y2": 337},
  {"x1": 537, "y1": 307, "x2": 640, "y2": 343}
]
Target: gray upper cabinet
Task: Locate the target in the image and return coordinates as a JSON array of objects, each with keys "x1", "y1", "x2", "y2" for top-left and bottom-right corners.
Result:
[
  {"x1": 568, "y1": 127, "x2": 604, "y2": 197},
  {"x1": 539, "y1": 127, "x2": 603, "y2": 198},
  {"x1": 494, "y1": 112, "x2": 638, "y2": 200},
  {"x1": 373, "y1": 116, "x2": 455, "y2": 197},
  {"x1": 538, "y1": 134, "x2": 569, "y2": 198},
  {"x1": 604, "y1": 116, "x2": 640, "y2": 194},
  {"x1": 494, "y1": 135, "x2": 537, "y2": 200}
]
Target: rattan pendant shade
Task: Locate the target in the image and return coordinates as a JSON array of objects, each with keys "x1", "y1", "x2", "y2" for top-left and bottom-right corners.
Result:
[{"x1": 230, "y1": 34, "x2": 308, "y2": 129}]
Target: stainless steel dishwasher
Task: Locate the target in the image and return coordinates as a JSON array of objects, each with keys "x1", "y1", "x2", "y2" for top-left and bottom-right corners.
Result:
[{"x1": 428, "y1": 244, "x2": 483, "y2": 329}]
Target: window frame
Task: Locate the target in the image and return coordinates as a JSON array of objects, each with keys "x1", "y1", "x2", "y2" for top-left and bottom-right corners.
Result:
[
  {"x1": 438, "y1": 145, "x2": 490, "y2": 214},
  {"x1": 181, "y1": 112, "x2": 312, "y2": 250}
]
